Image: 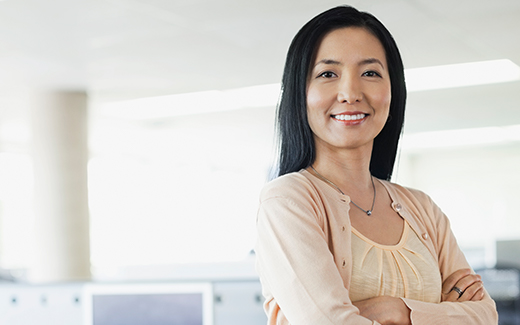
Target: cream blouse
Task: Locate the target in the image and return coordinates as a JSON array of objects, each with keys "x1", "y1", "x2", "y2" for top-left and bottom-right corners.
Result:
[
  {"x1": 256, "y1": 170, "x2": 498, "y2": 324},
  {"x1": 349, "y1": 220, "x2": 442, "y2": 303}
]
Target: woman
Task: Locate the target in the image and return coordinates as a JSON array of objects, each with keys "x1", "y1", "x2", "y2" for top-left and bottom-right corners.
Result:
[{"x1": 255, "y1": 6, "x2": 498, "y2": 325}]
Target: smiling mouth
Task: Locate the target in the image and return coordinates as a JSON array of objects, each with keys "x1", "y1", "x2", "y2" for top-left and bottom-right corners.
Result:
[{"x1": 331, "y1": 113, "x2": 367, "y2": 121}]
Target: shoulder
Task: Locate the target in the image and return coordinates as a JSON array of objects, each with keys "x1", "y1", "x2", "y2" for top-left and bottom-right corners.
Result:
[
  {"x1": 380, "y1": 180, "x2": 446, "y2": 233},
  {"x1": 379, "y1": 180, "x2": 442, "y2": 226},
  {"x1": 380, "y1": 179, "x2": 434, "y2": 207},
  {"x1": 260, "y1": 171, "x2": 319, "y2": 202},
  {"x1": 257, "y1": 171, "x2": 329, "y2": 226}
]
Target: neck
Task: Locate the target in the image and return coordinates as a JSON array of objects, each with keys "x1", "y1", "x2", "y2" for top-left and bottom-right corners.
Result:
[{"x1": 311, "y1": 145, "x2": 373, "y2": 193}]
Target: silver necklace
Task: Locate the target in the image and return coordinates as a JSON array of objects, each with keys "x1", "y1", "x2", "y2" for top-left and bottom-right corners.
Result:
[{"x1": 310, "y1": 165, "x2": 376, "y2": 216}]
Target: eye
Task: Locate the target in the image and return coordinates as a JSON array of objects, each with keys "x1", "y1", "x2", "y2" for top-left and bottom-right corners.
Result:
[
  {"x1": 317, "y1": 71, "x2": 337, "y2": 79},
  {"x1": 362, "y1": 70, "x2": 382, "y2": 78}
]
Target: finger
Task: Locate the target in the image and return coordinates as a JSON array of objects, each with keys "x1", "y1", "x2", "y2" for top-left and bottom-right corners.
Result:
[
  {"x1": 444, "y1": 288, "x2": 462, "y2": 302},
  {"x1": 458, "y1": 281, "x2": 484, "y2": 302},
  {"x1": 442, "y1": 269, "x2": 471, "y2": 294},
  {"x1": 454, "y1": 274, "x2": 482, "y2": 294},
  {"x1": 469, "y1": 286, "x2": 485, "y2": 302},
  {"x1": 442, "y1": 274, "x2": 482, "y2": 302},
  {"x1": 443, "y1": 284, "x2": 467, "y2": 302}
]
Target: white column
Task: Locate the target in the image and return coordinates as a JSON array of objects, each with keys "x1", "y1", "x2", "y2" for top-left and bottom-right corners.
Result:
[{"x1": 30, "y1": 91, "x2": 91, "y2": 282}]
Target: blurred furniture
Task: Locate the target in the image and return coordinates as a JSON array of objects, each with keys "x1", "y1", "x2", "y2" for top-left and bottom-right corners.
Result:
[
  {"x1": 0, "y1": 280, "x2": 266, "y2": 325},
  {"x1": 0, "y1": 268, "x2": 16, "y2": 282},
  {"x1": 477, "y1": 266, "x2": 520, "y2": 325}
]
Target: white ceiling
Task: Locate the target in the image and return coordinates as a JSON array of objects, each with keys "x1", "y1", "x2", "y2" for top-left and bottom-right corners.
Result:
[{"x1": 0, "y1": 0, "x2": 519, "y2": 139}]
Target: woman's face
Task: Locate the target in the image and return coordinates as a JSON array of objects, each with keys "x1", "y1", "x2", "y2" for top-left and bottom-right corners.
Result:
[{"x1": 306, "y1": 27, "x2": 391, "y2": 155}]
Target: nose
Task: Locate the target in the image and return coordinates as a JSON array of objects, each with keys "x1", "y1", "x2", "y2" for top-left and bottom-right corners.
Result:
[{"x1": 337, "y1": 76, "x2": 363, "y2": 104}]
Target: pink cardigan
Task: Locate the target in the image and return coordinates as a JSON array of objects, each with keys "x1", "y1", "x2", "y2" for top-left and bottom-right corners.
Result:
[{"x1": 255, "y1": 170, "x2": 498, "y2": 324}]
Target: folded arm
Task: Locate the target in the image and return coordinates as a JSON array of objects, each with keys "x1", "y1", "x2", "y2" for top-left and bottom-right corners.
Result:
[
  {"x1": 396, "y1": 190, "x2": 498, "y2": 324},
  {"x1": 352, "y1": 268, "x2": 485, "y2": 325},
  {"x1": 256, "y1": 191, "x2": 377, "y2": 324}
]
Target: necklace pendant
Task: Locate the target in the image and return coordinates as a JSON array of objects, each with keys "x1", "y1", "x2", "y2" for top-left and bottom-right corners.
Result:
[{"x1": 310, "y1": 166, "x2": 376, "y2": 218}]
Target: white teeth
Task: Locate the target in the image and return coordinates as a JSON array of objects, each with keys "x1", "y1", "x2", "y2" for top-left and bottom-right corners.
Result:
[{"x1": 333, "y1": 114, "x2": 366, "y2": 121}]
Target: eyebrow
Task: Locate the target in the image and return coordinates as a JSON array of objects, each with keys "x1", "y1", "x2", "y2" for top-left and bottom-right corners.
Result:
[
  {"x1": 314, "y1": 58, "x2": 385, "y2": 69},
  {"x1": 314, "y1": 59, "x2": 341, "y2": 67},
  {"x1": 360, "y1": 58, "x2": 385, "y2": 69}
]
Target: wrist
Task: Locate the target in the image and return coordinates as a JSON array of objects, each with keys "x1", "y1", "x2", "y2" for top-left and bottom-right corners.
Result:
[{"x1": 394, "y1": 298, "x2": 411, "y2": 325}]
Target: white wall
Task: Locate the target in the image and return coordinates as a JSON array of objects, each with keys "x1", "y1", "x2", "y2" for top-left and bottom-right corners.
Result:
[
  {"x1": 395, "y1": 141, "x2": 520, "y2": 268},
  {"x1": 1, "y1": 103, "x2": 519, "y2": 278}
]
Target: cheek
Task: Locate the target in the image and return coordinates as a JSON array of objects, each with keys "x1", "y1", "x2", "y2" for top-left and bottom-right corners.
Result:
[
  {"x1": 373, "y1": 85, "x2": 392, "y2": 113},
  {"x1": 306, "y1": 86, "x2": 322, "y2": 112},
  {"x1": 306, "y1": 86, "x2": 321, "y2": 128},
  {"x1": 382, "y1": 92, "x2": 391, "y2": 112},
  {"x1": 306, "y1": 84, "x2": 335, "y2": 125}
]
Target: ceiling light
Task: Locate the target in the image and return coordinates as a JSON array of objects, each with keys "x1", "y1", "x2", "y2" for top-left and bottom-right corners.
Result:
[
  {"x1": 400, "y1": 124, "x2": 520, "y2": 151},
  {"x1": 99, "y1": 59, "x2": 520, "y2": 120},
  {"x1": 405, "y1": 59, "x2": 520, "y2": 92},
  {"x1": 100, "y1": 83, "x2": 281, "y2": 120}
]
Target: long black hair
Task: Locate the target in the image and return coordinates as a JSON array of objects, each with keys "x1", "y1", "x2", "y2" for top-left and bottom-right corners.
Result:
[{"x1": 276, "y1": 5, "x2": 406, "y2": 180}]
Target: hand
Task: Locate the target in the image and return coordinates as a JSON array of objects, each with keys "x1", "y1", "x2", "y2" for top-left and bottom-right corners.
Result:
[
  {"x1": 353, "y1": 296, "x2": 411, "y2": 325},
  {"x1": 441, "y1": 268, "x2": 484, "y2": 302}
]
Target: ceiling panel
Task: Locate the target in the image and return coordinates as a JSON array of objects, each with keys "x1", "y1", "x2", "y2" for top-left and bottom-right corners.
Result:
[{"x1": 0, "y1": 0, "x2": 518, "y2": 136}]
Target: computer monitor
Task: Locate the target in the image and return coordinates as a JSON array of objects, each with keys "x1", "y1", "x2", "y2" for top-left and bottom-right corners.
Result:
[
  {"x1": 83, "y1": 282, "x2": 213, "y2": 325},
  {"x1": 496, "y1": 239, "x2": 520, "y2": 268}
]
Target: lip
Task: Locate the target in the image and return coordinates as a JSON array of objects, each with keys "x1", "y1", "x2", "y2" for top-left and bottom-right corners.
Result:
[{"x1": 331, "y1": 111, "x2": 369, "y2": 125}]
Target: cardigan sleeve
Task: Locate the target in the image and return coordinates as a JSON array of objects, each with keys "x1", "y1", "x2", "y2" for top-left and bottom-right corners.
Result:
[
  {"x1": 400, "y1": 191, "x2": 498, "y2": 324},
  {"x1": 255, "y1": 177, "x2": 378, "y2": 325}
]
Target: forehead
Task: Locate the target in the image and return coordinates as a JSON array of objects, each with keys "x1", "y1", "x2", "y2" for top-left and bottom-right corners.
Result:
[{"x1": 313, "y1": 27, "x2": 387, "y2": 65}]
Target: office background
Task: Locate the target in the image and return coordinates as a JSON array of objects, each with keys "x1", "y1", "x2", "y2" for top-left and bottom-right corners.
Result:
[{"x1": 0, "y1": 0, "x2": 519, "y2": 324}]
